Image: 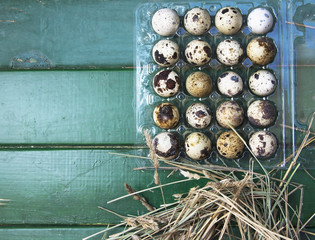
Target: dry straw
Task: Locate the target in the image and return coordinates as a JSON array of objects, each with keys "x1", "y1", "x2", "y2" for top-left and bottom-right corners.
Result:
[{"x1": 85, "y1": 113, "x2": 315, "y2": 240}]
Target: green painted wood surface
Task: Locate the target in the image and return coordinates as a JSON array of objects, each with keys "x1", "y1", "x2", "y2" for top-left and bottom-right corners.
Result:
[
  {"x1": 0, "y1": 149, "x2": 314, "y2": 227},
  {"x1": 0, "y1": 0, "x2": 314, "y2": 239},
  {"x1": 0, "y1": 0, "x2": 138, "y2": 69},
  {"x1": 0, "y1": 70, "x2": 135, "y2": 145}
]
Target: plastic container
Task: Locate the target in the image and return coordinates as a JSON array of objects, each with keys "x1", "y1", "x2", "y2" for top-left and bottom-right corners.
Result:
[{"x1": 135, "y1": 0, "x2": 314, "y2": 169}]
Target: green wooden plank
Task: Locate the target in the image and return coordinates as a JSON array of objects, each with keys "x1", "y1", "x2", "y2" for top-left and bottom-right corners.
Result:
[
  {"x1": 0, "y1": 149, "x2": 193, "y2": 225},
  {"x1": 0, "y1": 227, "x2": 109, "y2": 240},
  {"x1": 0, "y1": 0, "x2": 140, "y2": 69},
  {"x1": 0, "y1": 149, "x2": 314, "y2": 227},
  {"x1": 0, "y1": 70, "x2": 135, "y2": 145},
  {"x1": 0, "y1": 227, "x2": 314, "y2": 240}
]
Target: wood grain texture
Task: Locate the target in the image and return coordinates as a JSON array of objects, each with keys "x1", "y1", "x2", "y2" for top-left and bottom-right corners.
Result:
[
  {"x1": 0, "y1": 70, "x2": 135, "y2": 145},
  {"x1": 0, "y1": 0, "x2": 139, "y2": 69}
]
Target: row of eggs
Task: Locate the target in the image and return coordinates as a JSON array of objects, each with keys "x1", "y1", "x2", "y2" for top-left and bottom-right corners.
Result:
[
  {"x1": 152, "y1": 38, "x2": 277, "y2": 67},
  {"x1": 153, "y1": 69, "x2": 277, "y2": 98},
  {"x1": 152, "y1": 7, "x2": 275, "y2": 36},
  {"x1": 153, "y1": 130, "x2": 277, "y2": 160},
  {"x1": 153, "y1": 100, "x2": 277, "y2": 130}
]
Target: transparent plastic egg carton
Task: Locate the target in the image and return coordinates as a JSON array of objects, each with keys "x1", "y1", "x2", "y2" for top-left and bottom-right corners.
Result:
[{"x1": 135, "y1": 0, "x2": 297, "y2": 169}]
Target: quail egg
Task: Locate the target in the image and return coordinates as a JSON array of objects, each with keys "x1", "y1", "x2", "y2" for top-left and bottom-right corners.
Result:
[
  {"x1": 152, "y1": 8, "x2": 180, "y2": 36},
  {"x1": 215, "y1": 7, "x2": 243, "y2": 35},
  {"x1": 246, "y1": 37, "x2": 277, "y2": 66},
  {"x1": 249, "y1": 70, "x2": 277, "y2": 96},
  {"x1": 152, "y1": 132, "x2": 180, "y2": 160},
  {"x1": 216, "y1": 101, "x2": 244, "y2": 129},
  {"x1": 247, "y1": 8, "x2": 274, "y2": 35},
  {"x1": 186, "y1": 103, "x2": 212, "y2": 129},
  {"x1": 185, "y1": 132, "x2": 212, "y2": 160},
  {"x1": 247, "y1": 100, "x2": 277, "y2": 127},
  {"x1": 152, "y1": 39, "x2": 180, "y2": 67},
  {"x1": 249, "y1": 130, "x2": 277, "y2": 159},
  {"x1": 217, "y1": 130, "x2": 244, "y2": 159},
  {"x1": 216, "y1": 39, "x2": 244, "y2": 66},
  {"x1": 217, "y1": 71, "x2": 243, "y2": 97},
  {"x1": 153, "y1": 102, "x2": 180, "y2": 129},
  {"x1": 153, "y1": 70, "x2": 180, "y2": 97},
  {"x1": 185, "y1": 40, "x2": 212, "y2": 66},
  {"x1": 184, "y1": 7, "x2": 211, "y2": 35},
  {"x1": 186, "y1": 71, "x2": 212, "y2": 97}
]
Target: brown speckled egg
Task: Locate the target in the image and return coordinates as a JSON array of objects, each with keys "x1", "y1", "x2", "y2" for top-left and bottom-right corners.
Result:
[
  {"x1": 184, "y1": 7, "x2": 211, "y2": 35},
  {"x1": 249, "y1": 131, "x2": 277, "y2": 159},
  {"x1": 152, "y1": 39, "x2": 180, "y2": 67},
  {"x1": 186, "y1": 71, "x2": 212, "y2": 97},
  {"x1": 153, "y1": 70, "x2": 180, "y2": 97},
  {"x1": 217, "y1": 130, "x2": 244, "y2": 159},
  {"x1": 185, "y1": 132, "x2": 212, "y2": 160},
  {"x1": 217, "y1": 71, "x2": 243, "y2": 97},
  {"x1": 216, "y1": 39, "x2": 244, "y2": 66},
  {"x1": 249, "y1": 70, "x2": 277, "y2": 97},
  {"x1": 247, "y1": 100, "x2": 277, "y2": 127},
  {"x1": 215, "y1": 7, "x2": 243, "y2": 35},
  {"x1": 216, "y1": 101, "x2": 244, "y2": 129},
  {"x1": 152, "y1": 8, "x2": 180, "y2": 36},
  {"x1": 246, "y1": 37, "x2": 277, "y2": 66},
  {"x1": 186, "y1": 103, "x2": 212, "y2": 129},
  {"x1": 153, "y1": 102, "x2": 180, "y2": 129},
  {"x1": 152, "y1": 132, "x2": 180, "y2": 160},
  {"x1": 185, "y1": 40, "x2": 212, "y2": 66}
]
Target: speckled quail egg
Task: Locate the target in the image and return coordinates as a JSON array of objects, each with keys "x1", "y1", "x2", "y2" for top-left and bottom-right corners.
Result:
[
  {"x1": 249, "y1": 131, "x2": 277, "y2": 159},
  {"x1": 153, "y1": 102, "x2": 180, "y2": 129},
  {"x1": 152, "y1": 39, "x2": 180, "y2": 67},
  {"x1": 216, "y1": 101, "x2": 244, "y2": 129},
  {"x1": 152, "y1": 132, "x2": 180, "y2": 160},
  {"x1": 185, "y1": 132, "x2": 212, "y2": 160},
  {"x1": 185, "y1": 40, "x2": 212, "y2": 66},
  {"x1": 217, "y1": 71, "x2": 243, "y2": 97},
  {"x1": 217, "y1": 130, "x2": 244, "y2": 159},
  {"x1": 186, "y1": 103, "x2": 212, "y2": 129},
  {"x1": 184, "y1": 7, "x2": 211, "y2": 35},
  {"x1": 153, "y1": 70, "x2": 180, "y2": 97},
  {"x1": 152, "y1": 8, "x2": 180, "y2": 36},
  {"x1": 247, "y1": 100, "x2": 277, "y2": 127},
  {"x1": 246, "y1": 37, "x2": 277, "y2": 66},
  {"x1": 186, "y1": 71, "x2": 212, "y2": 97},
  {"x1": 215, "y1": 7, "x2": 243, "y2": 35},
  {"x1": 216, "y1": 39, "x2": 244, "y2": 66},
  {"x1": 247, "y1": 8, "x2": 274, "y2": 35},
  {"x1": 249, "y1": 70, "x2": 277, "y2": 96}
]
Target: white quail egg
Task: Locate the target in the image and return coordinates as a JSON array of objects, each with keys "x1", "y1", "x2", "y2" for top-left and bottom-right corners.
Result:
[
  {"x1": 185, "y1": 132, "x2": 212, "y2": 160},
  {"x1": 216, "y1": 101, "x2": 244, "y2": 129},
  {"x1": 216, "y1": 39, "x2": 244, "y2": 66},
  {"x1": 249, "y1": 70, "x2": 277, "y2": 96},
  {"x1": 246, "y1": 37, "x2": 277, "y2": 66},
  {"x1": 185, "y1": 40, "x2": 212, "y2": 66},
  {"x1": 152, "y1": 39, "x2": 180, "y2": 67},
  {"x1": 247, "y1": 100, "x2": 277, "y2": 127},
  {"x1": 215, "y1": 7, "x2": 243, "y2": 35},
  {"x1": 186, "y1": 71, "x2": 212, "y2": 97},
  {"x1": 249, "y1": 130, "x2": 277, "y2": 159},
  {"x1": 186, "y1": 103, "x2": 212, "y2": 129},
  {"x1": 152, "y1": 132, "x2": 180, "y2": 160},
  {"x1": 152, "y1": 8, "x2": 180, "y2": 36},
  {"x1": 247, "y1": 8, "x2": 274, "y2": 35},
  {"x1": 153, "y1": 70, "x2": 180, "y2": 97},
  {"x1": 217, "y1": 71, "x2": 243, "y2": 97},
  {"x1": 184, "y1": 7, "x2": 211, "y2": 35},
  {"x1": 153, "y1": 102, "x2": 180, "y2": 129},
  {"x1": 217, "y1": 130, "x2": 244, "y2": 159}
]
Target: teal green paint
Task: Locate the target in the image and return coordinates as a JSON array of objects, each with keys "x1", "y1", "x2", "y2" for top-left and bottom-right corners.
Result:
[{"x1": 0, "y1": 70, "x2": 136, "y2": 144}]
